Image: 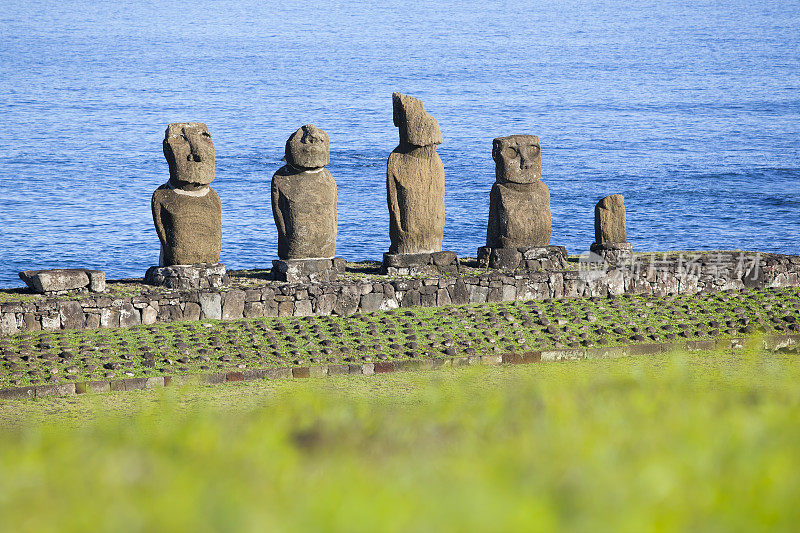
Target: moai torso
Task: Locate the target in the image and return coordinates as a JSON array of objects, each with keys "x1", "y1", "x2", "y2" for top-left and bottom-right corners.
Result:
[
  {"x1": 486, "y1": 135, "x2": 551, "y2": 248},
  {"x1": 151, "y1": 122, "x2": 222, "y2": 266},
  {"x1": 152, "y1": 185, "x2": 222, "y2": 265},
  {"x1": 271, "y1": 124, "x2": 337, "y2": 259},
  {"x1": 386, "y1": 93, "x2": 445, "y2": 254},
  {"x1": 594, "y1": 194, "x2": 627, "y2": 244},
  {"x1": 487, "y1": 180, "x2": 551, "y2": 248}
]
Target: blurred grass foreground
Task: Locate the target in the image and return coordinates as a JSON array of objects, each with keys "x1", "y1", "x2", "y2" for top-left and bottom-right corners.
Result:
[{"x1": 1, "y1": 347, "x2": 800, "y2": 532}]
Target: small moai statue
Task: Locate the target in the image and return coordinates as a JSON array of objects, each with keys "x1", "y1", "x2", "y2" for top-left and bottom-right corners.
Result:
[
  {"x1": 146, "y1": 123, "x2": 227, "y2": 290},
  {"x1": 594, "y1": 194, "x2": 626, "y2": 244},
  {"x1": 270, "y1": 125, "x2": 343, "y2": 283},
  {"x1": 590, "y1": 194, "x2": 632, "y2": 263},
  {"x1": 383, "y1": 93, "x2": 458, "y2": 275},
  {"x1": 478, "y1": 135, "x2": 565, "y2": 270},
  {"x1": 486, "y1": 135, "x2": 551, "y2": 248}
]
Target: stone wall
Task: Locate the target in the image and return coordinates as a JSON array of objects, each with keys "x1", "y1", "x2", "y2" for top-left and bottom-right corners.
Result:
[{"x1": 2, "y1": 252, "x2": 799, "y2": 336}]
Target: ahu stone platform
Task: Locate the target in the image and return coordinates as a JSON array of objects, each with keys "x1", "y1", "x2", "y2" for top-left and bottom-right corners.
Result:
[
  {"x1": 144, "y1": 263, "x2": 229, "y2": 291},
  {"x1": 477, "y1": 246, "x2": 567, "y2": 270},
  {"x1": 2, "y1": 252, "x2": 799, "y2": 336},
  {"x1": 271, "y1": 257, "x2": 346, "y2": 283}
]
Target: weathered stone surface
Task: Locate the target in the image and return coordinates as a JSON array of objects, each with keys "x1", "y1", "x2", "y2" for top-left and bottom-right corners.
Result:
[
  {"x1": 522, "y1": 245, "x2": 568, "y2": 260},
  {"x1": 152, "y1": 122, "x2": 222, "y2": 266},
  {"x1": 199, "y1": 292, "x2": 222, "y2": 320},
  {"x1": 493, "y1": 135, "x2": 541, "y2": 184},
  {"x1": 183, "y1": 302, "x2": 201, "y2": 321},
  {"x1": 487, "y1": 180, "x2": 551, "y2": 248},
  {"x1": 119, "y1": 302, "x2": 140, "y2": 327},
  {"x1": 382, "y1": 253, "x2": 432, "y2": 268},
  {"x1": 392, "y1": 92, "x2": 443, "y2": 147},
  {"x1": 477, "y1": 246, "x2": 567, "y2": 270},
  {"x1": 23, "y1": 313, "x2": 41, "y2": 331},
  {"x1": 360, "y1": 292, "x2": 383, "y2": 313},
  {"x1": 141, "y1": 305, "x2": 158, "y2": 324},
  {"x1": 59, "y1": 300, "x2": 84, "y2": 330},
  {"x1": 243, "y1": 301, "x2": 264, "y2": 318},
  {"x1": 3, "y1": 253, "x2": 800, "y2": 340},
  {"x1": 75, "y1": 381, "x2": 111, "y2": 394},
  {"x1": 19, "y1": 269, "x2": 104, "y2": 294},
  {"x1": 294, "y1": 300, "x2": 313, "y2": 317},
  {"x1": 272, "y1": 125, "x2": 337, "y2": 260},
  {"x1": 451, "y1": 279, "x2": 469, "y2": 305},
  {"x1": 35, "y1": 383, "x2": 76, "y2": 398},
  {"x1": 436, "y1": 288, "x2": 452, "y2": 305},
  {"x1": 0, "y1": 386, "x2": 36, "y2": 400},
  {"x1": 87, "y1": 271, "x2": 106, "y2": 292},
  {"x1": 478, "y1": 247, "x2": 521, "y2": 269},
  {"x1": 285, "y1": 124, "x2": 330, "y2": 169},
  {"x1": 589, "y1": 242, "x2": 633, "y2": 264},
  {"x1": 594, "y1": 194, "x2": 627, "y2": 244},
  {"x1": 1, "y1": 313, "x2": 19, "y2": 335},
  {"x1": 431, "y1": 250, "x2": 458, "y2": 266},
  {"x1": 381, "y1": 251, "x2": 459, "y2": 276},
  {"x1": 99, "y1": 308, "x2": 119, "y2": 328},
  {"x1": 221, "y1": 290, "x2": 246, "y2": 320},
  {"x1": 387, "y1": 93, "x2": 445, "y2": 255},
  {"x1": 271, "y1": 258, "x2": 345, "y2": 283},
  {"x1": 144, "y1": 263, "x2": 228, "y2": 290},
  {"x1": 333, "y1": 285, "x2": 360, "y2": 316},
  {"x1": 163, "y1": 122, "x2": 215, "y2": 185}
]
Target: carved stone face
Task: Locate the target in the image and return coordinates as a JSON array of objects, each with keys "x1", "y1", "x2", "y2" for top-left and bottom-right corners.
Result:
[
  {"x1": 492, "y1": 135, "x2": 541, "y2": 184},
  {"x1": 285, "y1": 124, "x2": 330, "y2": 169},
  {"x1": 163, "y1": 123, "x2": 215, "y2": 186},
  {"x1": 392, "y1": 92, "x2": 442, "y2": 147}
]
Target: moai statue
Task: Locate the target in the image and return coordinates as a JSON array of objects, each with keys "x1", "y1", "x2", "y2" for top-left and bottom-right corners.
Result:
[
  {"x1": 270, "y1": 125, "x2": 343, "y2": 283},
  {"x1": 383, "y1": 93, "x2": 458, "y2": 275},
  {"x1": 487, "y1": 135, "x2": 550, "y2": 248},
  {"x1": 146, "y1": 123, "x2": 227, "y2": 290},
  {"x1": 478, "y1": 135, "x2": 566, "y2": 270},
  {"x1": 594, "y1": 194, "x2": 626, "y2": 244},
  {"x1": 590, "y1": 194, "x2": 632, "y2": 263}
]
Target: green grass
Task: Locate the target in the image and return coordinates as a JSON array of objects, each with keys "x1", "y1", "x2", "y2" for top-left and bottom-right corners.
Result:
[
  {"x1": 3, "y1": 286, "x2": 800, "y2": 388},
  {"x1": 1, "y1": 348, "x2": 799, "y2": 531}
]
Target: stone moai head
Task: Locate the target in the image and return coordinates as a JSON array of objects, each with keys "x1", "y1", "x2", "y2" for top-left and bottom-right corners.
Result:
[
  {"x1": 492, "y1": 135, "x2": 541, "y2": 184},
  {"x1": 392, "y1": 92, "x2": 443, "y2": 147},
  {"x1": 163, "y1": 123, "x2": 215, "y2": 186},
  {"x1": 285, "y1": 124, "x2": 330, "y2": 169}
]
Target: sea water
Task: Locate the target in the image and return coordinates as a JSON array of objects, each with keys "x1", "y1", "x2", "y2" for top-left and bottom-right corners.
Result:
[{"x1": 1, "y1": 0, "x2": 798, "y2": 288}]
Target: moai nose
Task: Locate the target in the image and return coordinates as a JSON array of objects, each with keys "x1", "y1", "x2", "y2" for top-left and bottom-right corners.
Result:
[{"x1": 188, "y1": 152, "x2": 203, "y2": 162}]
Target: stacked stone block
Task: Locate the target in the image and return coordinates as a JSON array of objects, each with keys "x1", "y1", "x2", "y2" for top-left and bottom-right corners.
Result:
[{"x1": 3, "y1": 253, "x2": 799, "y2": 336}]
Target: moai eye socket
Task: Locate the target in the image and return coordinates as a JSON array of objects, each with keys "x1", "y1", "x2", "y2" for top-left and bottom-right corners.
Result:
[{"x1": 502, "y1": 146, "x2": 519, "y2": 160}]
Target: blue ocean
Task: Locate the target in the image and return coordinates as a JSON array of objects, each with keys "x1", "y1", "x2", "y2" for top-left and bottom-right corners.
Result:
[{"x1": 1, "y1": 0, "x2": 798, "y2": 288}]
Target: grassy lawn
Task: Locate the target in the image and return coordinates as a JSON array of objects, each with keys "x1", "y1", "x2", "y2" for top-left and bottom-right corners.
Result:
[{"x1": 1, "y1": 347, "x2": 799, "y2": 531}]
